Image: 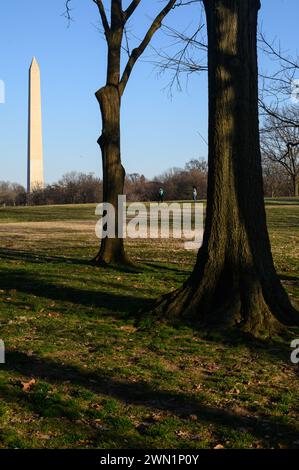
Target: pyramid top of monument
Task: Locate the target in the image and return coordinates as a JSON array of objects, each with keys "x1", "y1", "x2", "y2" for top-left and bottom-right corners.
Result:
[{"x1": 30, "y1": 57, "x2": 39, "y2": 68}]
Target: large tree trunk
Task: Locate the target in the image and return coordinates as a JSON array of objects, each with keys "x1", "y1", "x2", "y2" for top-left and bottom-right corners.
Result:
[
  {"x1": 92, "y1": 85, "x2": 130, "y2": 266},
  {"x1": 155, "y1": 0, "x2": 298, "y2": 337}
]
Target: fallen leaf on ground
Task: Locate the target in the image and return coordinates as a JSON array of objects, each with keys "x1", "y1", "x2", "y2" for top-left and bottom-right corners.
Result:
[
  {"x1": 189, "y1": 414, "x2": 198, "y2": 421},
  {"x1": 120, "y1": 325, "x2": 137, "y2": 333},
  {"x1": 21, "y1": 379, "x2": 36, "y2": 392},
  {"x1": 36, "y1": 433, "x2": 51, "y2": 440}
]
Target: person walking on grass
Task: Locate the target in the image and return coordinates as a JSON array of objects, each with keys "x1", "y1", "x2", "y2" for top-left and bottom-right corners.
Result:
[
  {"x1": 193, "y1": 186, "x2": 198, "y2": 202},
  {"x1": 158, "y1": 187, "x2": 164, "y2": 203}
]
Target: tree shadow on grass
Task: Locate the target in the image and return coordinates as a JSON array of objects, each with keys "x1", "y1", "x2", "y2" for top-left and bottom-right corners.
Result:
[
  {"x1": 280, "y1": 274, "x2": 299, "y2": 282},
  {"x1": 0, "y1": 248, "x2": 144, "y2": 274},
  {"x1": 0, "y1": 269, "x2": 152, "y2": 318},
  {"x1": 144, "y1": 262, "x2": 191, "y2": 276},
  {"x1": 182, "y1": 322, "x2": 299, "y2": 366},
  {"x1": 198, "y1": 327, "x2": 294, "y2": 358},
  {"x1": 3, "y1": 350, "x2": 299, "y2": 448},
  {"x1": 0, "y1": 380, "x2": 154, "y2": 449},
  {"x1": 0, "y1": 248, "x2": 91, "y2": 266}
]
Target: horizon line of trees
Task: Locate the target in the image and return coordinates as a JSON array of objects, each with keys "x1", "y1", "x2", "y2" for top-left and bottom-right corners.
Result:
[{"x1": 0, "y1": 155, "x2": 296, "y2": 208}]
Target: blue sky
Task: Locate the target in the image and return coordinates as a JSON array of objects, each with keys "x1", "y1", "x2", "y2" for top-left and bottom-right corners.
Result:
[{"x1": 0, "y1": 0, "x2": 298, "y2": 186}]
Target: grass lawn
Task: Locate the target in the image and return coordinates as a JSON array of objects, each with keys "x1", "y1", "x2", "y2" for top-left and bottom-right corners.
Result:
[{"x1": 0, "y1": 200, "x2": 298, "y2": 449}]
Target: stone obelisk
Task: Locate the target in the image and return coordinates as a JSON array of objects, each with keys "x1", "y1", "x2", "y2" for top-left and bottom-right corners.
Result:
[{"x1": 27, "y1": 57, "x2": 44, "y2": 192}]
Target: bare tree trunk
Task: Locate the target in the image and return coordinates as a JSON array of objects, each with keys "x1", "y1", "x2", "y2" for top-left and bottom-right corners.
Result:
[
  {"x1": 91, "y1": 3, "x2": 132, "y2": 267},
  {"x1": 92, "y1": 85, "x2": 131, "y2": 266},
  {"x1": 89, "y1": 0, "x2": 177, "y2": 266},
  {"x1": 154, "y1": 0, "x2": 298, "y2": 337}
]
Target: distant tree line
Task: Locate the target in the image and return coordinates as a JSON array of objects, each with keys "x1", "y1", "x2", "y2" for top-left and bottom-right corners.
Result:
[
  {"x1": 262, "y1": 160, "x2": 296, "y2": 198},
  {"x1": 0, "y1": 173, "x2": 102, "y2": 207},
  {"x1": 0, "y1": 156, "x2": 296, "y2": 207},
  {"x1": 125, "y1": 159, "x2": 208, "y2": 201},
  {"x1": 0, "y1": 182, "x2": 27, "y2": 206},
  {"x1": 28, "y1": 172, "x2": 103, "y2": 206}
]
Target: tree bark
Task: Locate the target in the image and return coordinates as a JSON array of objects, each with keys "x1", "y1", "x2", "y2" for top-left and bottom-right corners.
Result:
[
  {"x1": 92, "y1": 2, "x2": 132, "y2": 266},
  {"x1": 154, "y1": 0, "x2": 299, "y2": 337},
  {"x1": 91, "y1": 0, "x2": 177, "y2": 266},
  {"x1": 92, "y1": 84, "x2": 131, "y2": 266}
]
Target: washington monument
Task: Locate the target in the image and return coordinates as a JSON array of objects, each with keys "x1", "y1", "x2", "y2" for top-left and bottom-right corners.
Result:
[{"x1": 27, "y1": 57, "x2": 44, "y2": 192}]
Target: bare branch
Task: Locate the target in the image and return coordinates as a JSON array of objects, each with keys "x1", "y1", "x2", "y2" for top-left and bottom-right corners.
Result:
[
  {"x1": 92, "y1": 0, "x2": 110, "y2": 38},
  {"x1": 124, "y1": 0, "x2": 142, "y2": 22},
  {"x1": 119, "y1": 0, "x2": 177, "y2": 95},
  {"x1": 152, "y1": 22, "x2": 207, "y2": 93},
  {"x1": 123, "y1": 26, "x2": 131, "y2": 57},
  {"x1": 63, "y1": 0, "x2": 74, "y2": 27},
  {"x1": 173, "y1": 0, "x2": 202, "y2": 7},
  {"x1": 259, "y1": 100, "x2": 299, "y2": 128},
  {"x1": 259, "y1": 31, "x2": 299, "y2": 71},
  {"x1": 259, "y1": 30, "x2": 299, "y2": 116}
]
